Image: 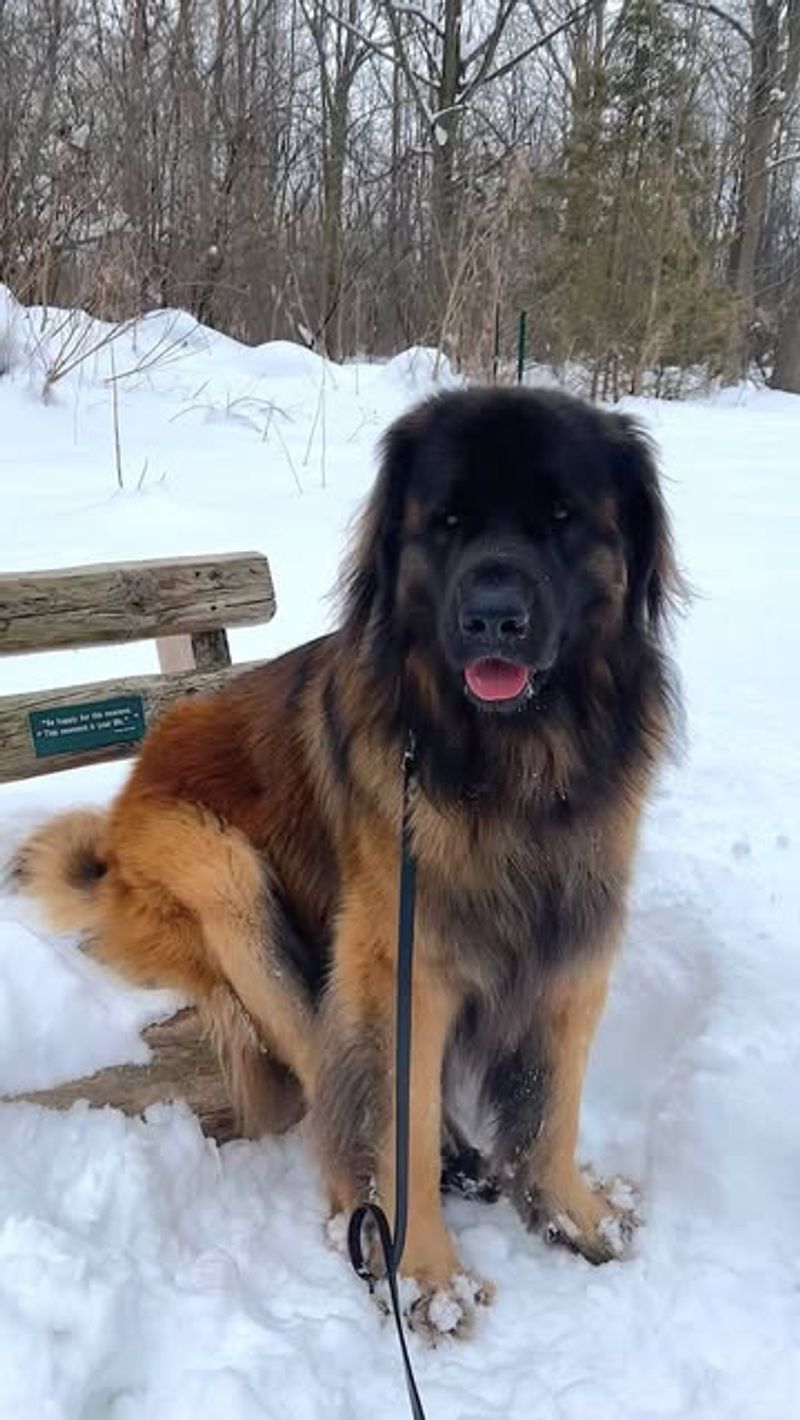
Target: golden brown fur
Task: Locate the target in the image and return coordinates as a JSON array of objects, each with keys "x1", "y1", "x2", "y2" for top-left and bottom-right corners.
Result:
[{"x1": 15, "y1": 386, "x2": 680, "y2": 1335}]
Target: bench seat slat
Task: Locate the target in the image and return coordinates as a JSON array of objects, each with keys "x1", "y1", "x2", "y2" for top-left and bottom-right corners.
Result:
[{"x1": 0, "y1": 660, "x2": 258, "y2": 783}]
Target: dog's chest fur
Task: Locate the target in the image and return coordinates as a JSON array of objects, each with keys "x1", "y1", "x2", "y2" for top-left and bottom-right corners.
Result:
[{"x1": 415, "y1": 793, "x2": 631, "y2": 1015}]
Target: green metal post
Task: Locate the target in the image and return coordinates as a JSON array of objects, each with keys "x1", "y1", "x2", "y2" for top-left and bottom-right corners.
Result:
[{"x1": 516, "y1": 310, "x2": 527, "y2": 384}]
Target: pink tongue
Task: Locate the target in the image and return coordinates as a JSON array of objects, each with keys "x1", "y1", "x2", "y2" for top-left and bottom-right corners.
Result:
[{"x1": 464, "y1": 658, "x2": 529, "y2": 702}]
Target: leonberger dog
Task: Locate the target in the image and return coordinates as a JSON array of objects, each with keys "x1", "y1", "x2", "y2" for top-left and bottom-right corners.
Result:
[{"x1": 16, "y1": 386, "x2": 680, "y2": 1336}]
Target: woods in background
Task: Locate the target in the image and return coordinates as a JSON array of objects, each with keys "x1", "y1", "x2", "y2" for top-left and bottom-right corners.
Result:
[{"x1": 1, "y1": 0, "x2": 799, "y2": 395}]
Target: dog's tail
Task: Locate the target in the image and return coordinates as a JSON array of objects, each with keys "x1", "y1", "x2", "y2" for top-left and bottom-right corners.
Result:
[{"x1": 12, "y1": 809, "x2": 109, "y2": 936}]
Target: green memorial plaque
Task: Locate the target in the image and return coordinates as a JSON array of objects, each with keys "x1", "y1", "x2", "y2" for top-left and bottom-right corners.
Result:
[{"x1": 29, "y1": 695, "x2": 146, "y2": 759}]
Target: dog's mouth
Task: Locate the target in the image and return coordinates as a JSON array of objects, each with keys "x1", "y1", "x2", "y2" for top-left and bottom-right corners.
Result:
[{"x1": 464, "y1": 658, "x2": 538, "y2": 707}]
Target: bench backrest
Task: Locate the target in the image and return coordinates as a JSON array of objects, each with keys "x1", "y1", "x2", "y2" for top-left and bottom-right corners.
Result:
[{"x1": 0, "y1": 552, "x2": 275, "y2": 783}]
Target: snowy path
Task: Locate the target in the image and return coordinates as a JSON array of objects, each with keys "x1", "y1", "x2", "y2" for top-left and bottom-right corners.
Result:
[{"x1": 1, "y1": 290, "x2": 798, "y2": 1419}]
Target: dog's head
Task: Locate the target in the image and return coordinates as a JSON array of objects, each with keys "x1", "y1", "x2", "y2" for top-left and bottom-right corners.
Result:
[{"x1": 345, "y1": 387, "x2": 679, "y2": 719}]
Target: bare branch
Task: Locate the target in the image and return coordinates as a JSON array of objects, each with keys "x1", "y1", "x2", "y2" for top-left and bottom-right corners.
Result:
[
  {"x1": 466, "y1": 4, "x2": 589, "y2": 98},
  {"x1": 319, "y1": 3, "x2": 433, "y2": 91},
  {"x1": 666, "y1": 0, "x2": 753, "y2": 48},
  {"x1": 380, "y1": 0, "x2": 437, "y2": 124},
  {"x1": 389, "y1": 3, "x2": 445, "y2": 40},
  {"x1": 462, "y1": 0, "x2": 519, "y2": 78},
  {"x1": 767, "y1": 149, "x2": 800, "y2": 171}
]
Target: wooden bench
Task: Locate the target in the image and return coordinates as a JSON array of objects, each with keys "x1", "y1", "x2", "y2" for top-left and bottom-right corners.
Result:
[
  {"x1": 0, "y1": 552, "x2": 275, "y2": 782},
  {"x1": 0, "y1": 552, "x2": 276, "y2": 1140}
]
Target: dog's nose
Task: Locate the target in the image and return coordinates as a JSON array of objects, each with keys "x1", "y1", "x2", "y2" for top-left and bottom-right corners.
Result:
[{"x1": 459, "y1": 581, "x2": 530, "y2": 644}]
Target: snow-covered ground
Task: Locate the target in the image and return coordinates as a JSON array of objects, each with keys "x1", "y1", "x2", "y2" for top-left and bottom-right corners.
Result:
[{"x1": 0, "y1": 287, "x2": 798, "y2": 1420}]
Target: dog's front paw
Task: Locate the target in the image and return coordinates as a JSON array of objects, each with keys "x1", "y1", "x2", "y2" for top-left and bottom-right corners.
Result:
[
  {"x1": 379, "y1": 1270, "x2": 493, "y2": 1343},
  {"x1": 526, "y1": 1171, "x2": 639, "y2": 1265}
]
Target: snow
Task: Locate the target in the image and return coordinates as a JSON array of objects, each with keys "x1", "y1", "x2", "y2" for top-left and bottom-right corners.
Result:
[{"x1": 1, "y1": 284, "x2": 799, "y2": 1418}]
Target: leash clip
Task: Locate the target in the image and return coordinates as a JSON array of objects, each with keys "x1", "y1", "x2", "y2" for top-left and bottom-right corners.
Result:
[{"x1": 402, "y1": 728, "x2": 417, "y2": 776}]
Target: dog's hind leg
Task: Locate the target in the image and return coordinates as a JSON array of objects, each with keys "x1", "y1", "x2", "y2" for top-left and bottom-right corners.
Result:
[
  {"x1": 106, "y1": 797, "x2": 320, "y2": 1108},
  {"x1": 202, "y1": 984, "x2": 305, "y2": 1137}
]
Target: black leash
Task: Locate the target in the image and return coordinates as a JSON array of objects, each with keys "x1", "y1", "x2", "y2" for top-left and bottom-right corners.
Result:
[{"x1": 347, "y1": 730, "x2": 427, "y2": 1420}]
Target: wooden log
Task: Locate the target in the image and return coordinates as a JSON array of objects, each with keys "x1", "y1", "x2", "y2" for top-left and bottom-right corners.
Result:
[
  {"x1": 0, "y1": 658, "x2": 259, "y2": 783},
  {"x1": 0, "y1": 552, "x2": 275, "y2": 655},
  {"x1": 1, "y1": 1009, "x2": 238, "y2": 1144}
]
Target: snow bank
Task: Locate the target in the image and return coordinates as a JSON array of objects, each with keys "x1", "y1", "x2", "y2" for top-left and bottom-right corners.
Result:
[
  {"x1": 1, "y1": 297, "x2": 799, "y2": 1418},
  {"x1": 377, "y1": 345, "x2": 458, "y2": 393}
]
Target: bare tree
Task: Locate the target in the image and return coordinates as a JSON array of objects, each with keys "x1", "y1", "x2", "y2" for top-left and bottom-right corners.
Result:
[
  {"x1": 301, "y1": 0, "x2": 376, "y2": 356},
  {"x1": 1, "y1": 0, "x2": 799, "y2": 391},
  {"x1": 718, "y1": 1, "x2": 800, "y2": 376},
  {"x1": 772, "y1": 258, "x2": 800, "y2": 389}
]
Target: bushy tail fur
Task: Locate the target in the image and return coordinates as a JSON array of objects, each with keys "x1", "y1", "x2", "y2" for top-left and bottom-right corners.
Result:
[
  {"x1": 11, "y1": 807, "x2": 309, "y2": 1137},
  {"x1": 12, "y1": 809, "x2": 109, "y2": 936}
]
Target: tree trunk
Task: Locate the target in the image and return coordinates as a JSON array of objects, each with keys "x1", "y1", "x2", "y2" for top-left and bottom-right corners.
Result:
[
  {"x1": 429, "y1": 0, "x2": 463, "y2": 328},
  {"x1": 320, "y1": 76, "x2": 348, "y2": 359},
  {"x1": 771, "y1": 268, "x2": 800, "y2": 392},
  {"x1": 725, "y1": 2, "x2": 785, "y2": 380}
]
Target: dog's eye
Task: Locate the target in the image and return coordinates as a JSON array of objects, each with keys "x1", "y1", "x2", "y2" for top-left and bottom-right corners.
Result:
[
  {"x1": 434, "y1": 509, "x2": 460, "y2": 533},
  {"x1": 552, "y1": 502, "x2": 571, "y2": 523}
]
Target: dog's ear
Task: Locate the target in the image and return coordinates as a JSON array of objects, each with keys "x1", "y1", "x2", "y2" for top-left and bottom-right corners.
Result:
[
  {"x1": 611, "y1": 414, "x2": 683, "y2": 636},
  {"x1": 341, "y1": 405, "x2": 421, "y2": 644}
]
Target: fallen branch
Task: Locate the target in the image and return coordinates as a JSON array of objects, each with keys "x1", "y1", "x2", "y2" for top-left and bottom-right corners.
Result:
[{"x1": 2, "y1": 1008, "x2": 237, "y2": 1143}]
